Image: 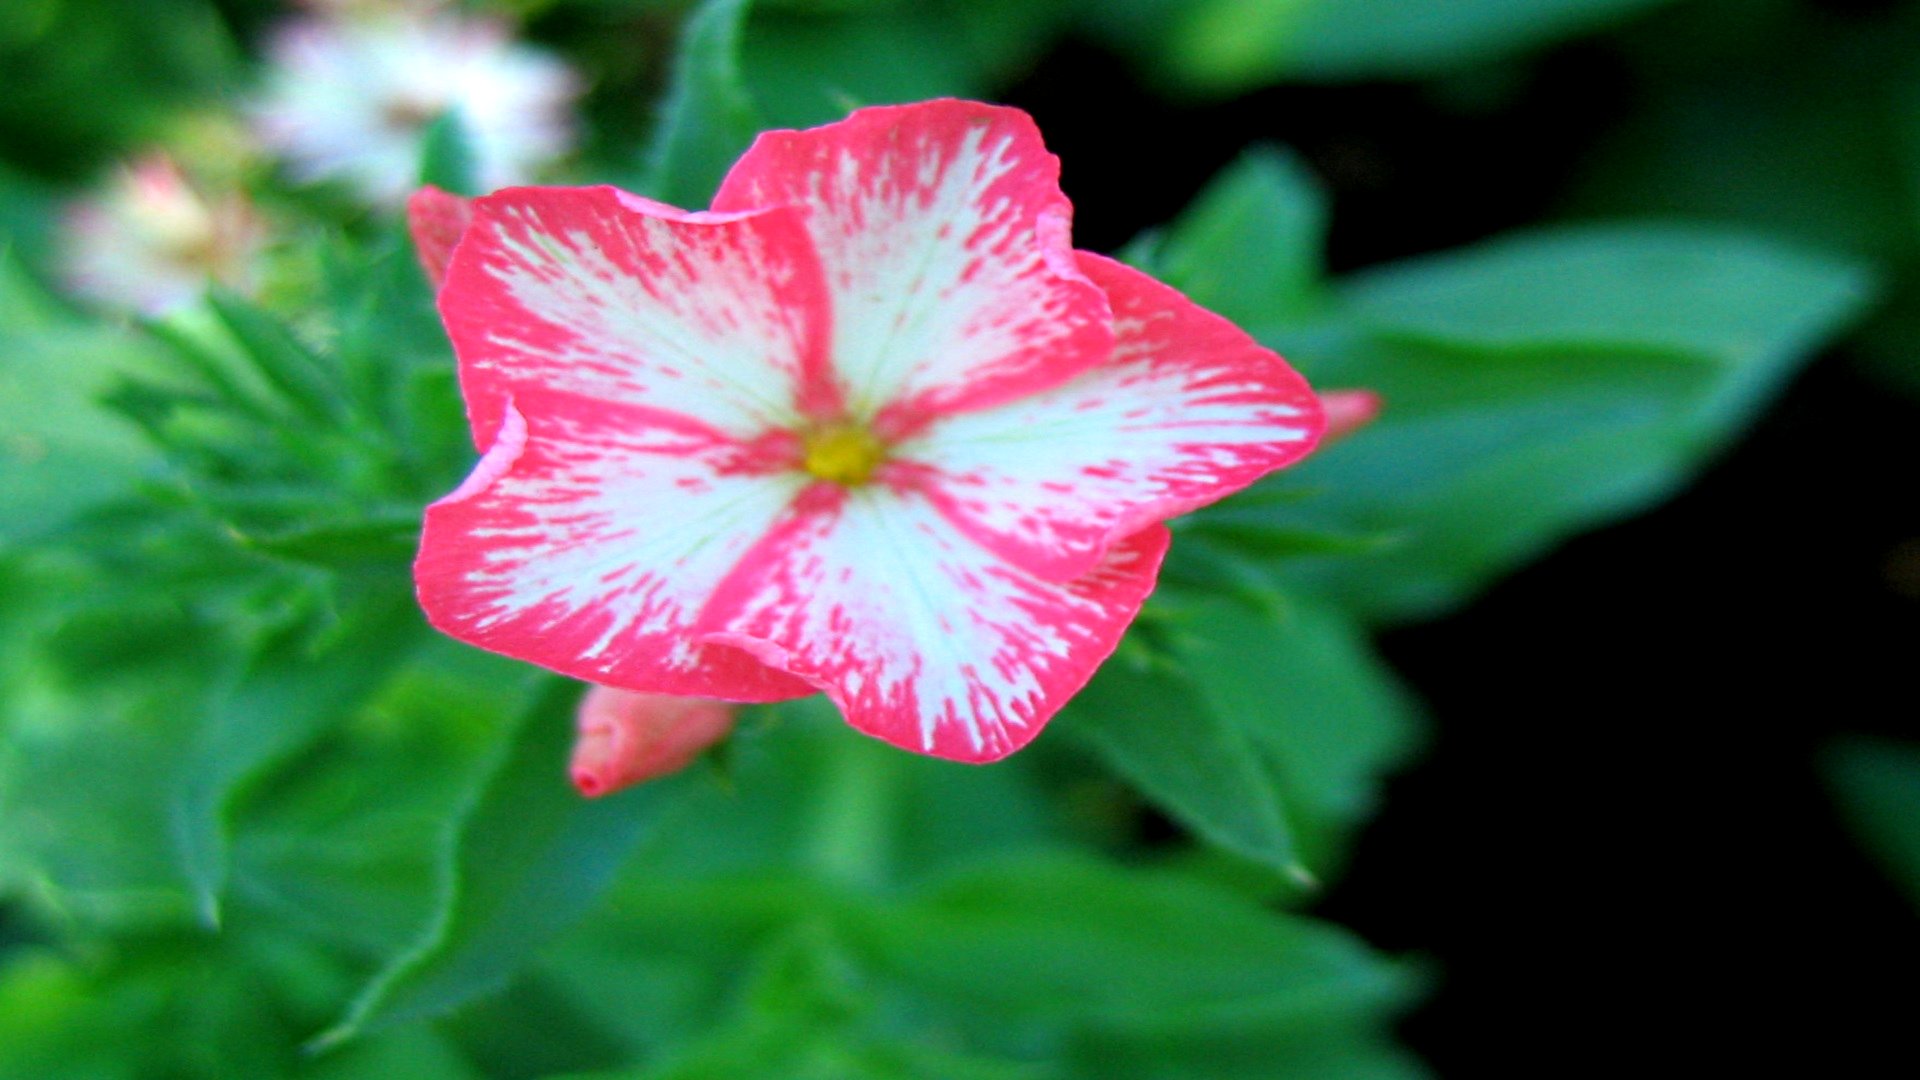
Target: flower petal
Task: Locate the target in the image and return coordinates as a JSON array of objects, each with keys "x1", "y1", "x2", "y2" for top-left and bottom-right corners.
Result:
[
  {"x1": 440, "y1": 185, "x2": 834, "y2": 448},
  {"x1": 892, "y1": 252, "x2": 1325, "y2": 582},
  {"x1": 710, "y1": 99, "x2": 1112, "y2": 435},
  {"x1": 406, "y1": 184, "x2": 474, "y2": 290},
  {"x1": 698, "y1": 488, "x2": 1169, "y2": 763},
  {"x1": 416, "y1": 395, "x2": 814, "y2": 701}
]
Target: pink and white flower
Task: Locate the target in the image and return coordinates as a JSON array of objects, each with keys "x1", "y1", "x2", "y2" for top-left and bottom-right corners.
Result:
[
  {"x1": 58, "y1": 154, "x2": 267, "y2": 315},
  {"x1": 253, "y1": 1, "x2": 578, "y2": 208},
  {"x1": 413, "y1": 100, "x2": 1325, "y2": 763}
]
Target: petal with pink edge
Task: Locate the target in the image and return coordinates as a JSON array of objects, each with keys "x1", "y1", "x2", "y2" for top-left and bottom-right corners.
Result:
[
  {"x1": 406, "y1": 185, "x2": 474, "y2": 290},
  {"x1": 894, "y1": 252, "x2": 1325, "y2": 582},
  {"x1": 710, "y1": 100, "x2": 1112, "y2": 435},
  {"x1": 416, "y1": 394, "x2": 814, "y2": 701},
  {"x1": 698, "y1": 487, "x2": 1169, "y2": 762},
  {"x1": 440, "y1": 185, "x2": 833, "y2": 448}
]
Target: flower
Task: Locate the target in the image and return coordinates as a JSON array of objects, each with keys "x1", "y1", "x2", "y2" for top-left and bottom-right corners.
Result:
[
  {"x1": 413, "y1": 99, "x2": 1325, "y2": 763},
  {"x1": 570, "y1": 685, "x2": 736, "y2": 797},
  {"x1": 252, "y1": 1, "x2": 579, "y2": 208},
  {"x1": 58, "y1": 154, "x2": 267, "y2": 315}
]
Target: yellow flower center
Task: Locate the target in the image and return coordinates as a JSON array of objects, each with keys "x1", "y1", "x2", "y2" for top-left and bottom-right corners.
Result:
[{"x1": 802, "y1": 423, "x2": 885, "y2": 486}]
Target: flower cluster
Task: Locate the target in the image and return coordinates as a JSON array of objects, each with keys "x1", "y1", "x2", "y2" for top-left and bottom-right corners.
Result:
[{"x1": 412, "y1": 99, "x2": 1326, "y2": 763}]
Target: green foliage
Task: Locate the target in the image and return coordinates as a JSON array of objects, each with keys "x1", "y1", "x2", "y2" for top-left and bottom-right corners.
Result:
[
  {"x1": 1569, "y1": 0, "x2": 1920, "y2": 398},
  {"x1": 0, "y1": 254, "x2": 164, "y2": 547},
  {"x1": 1145, "y1": 146, "x2": 1329, "y2": 330},
  {"x1": 644, "y1": 0, "x2": 762, "y2": 209},
  {"x1": 419, "y1": 111, "x2": 481, "y2": 198},
  {"x1": 1068, "y1": 591, "x2": 1421, "y2": 884},
  {"x1": 1082, "y1": 0, "x2": 1676, "y2": 92},
  {"x1": 322, "y1": 680, "x2": 688, "y2": 1044},
  {"x1": 1825, "y1": 738, "x2": 1920, "y2": 909},
  {"x1": 1145, "y1": 157, "x2": 1876, "y2": 625},
  {"x1": 0, "y1": 0, "x2": 239, "y2": 176},
  {"x1": 1065, "y1": 641, "x2": 1302, "y2": 877},
  {"x1": 1173, "y1": 0, "x2": 1674, "y2": 87},
  {"x1": 545, "y1": 849, "x2": 1420, "y2": 1079}
]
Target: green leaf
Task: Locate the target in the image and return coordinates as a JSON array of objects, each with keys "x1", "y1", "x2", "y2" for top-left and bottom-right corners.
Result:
[
  {"x1": 550, "y1": 856, "x2": 1419, "y2": 1079},
  {"x1": 862, "y1": 856, "x2": 1420, "y2": 1031},
  {"x1": 1149, "y1": 145, "x2": 1329, "y2": 332},
  {"x1": 204, "y1": 289, "x2": 348, "y2": 426},
  {"x1": 225, "y1": 642, "x2": 534, "y2": 959},
  {"x1": 1064, "y1": 648, "x2": 1300, "y2": 876},
  {"x1": 1068, "y1": 591, "x2": 1422, "y2": 882},
  {"x1": 1253, "y1": 224, "x2": 1876, "y2": 624},
  {"x1": 1339, "y1": 224, "x2": 1876, "y2": 427},
  {"x1": 318, "y1": 679, "x2": 693, "y2": 1045},
  {"x1": 227, "y1": 508, "x2": 420, "y2": 571},
  {"x1": 645, "y1": 0, "x2": 761, "y2": 210},
  {"x1": 1171, "y1": 0, "x2": 1676, "y2": 88},
  {"x1": 419, "y1": 109, "x2": 479, "y2": 197},
  {"x1": 1824, "y1": 737, "x2": 1920, "y2": 909},
  {"x1": 169, "y1": 593, "x2": 425, "y2": 927},
  {"x1": 623, "y1": 696, "x2": 1066, "y2": 886},
  {"x1": 1169, "y1": 595, "x2": 1424, "y2": 877},
  {"x1": 739, "y1": 6, "x2": 987, "y2": 131},
  {"x1": 0, "y1": 255, "x2": 163, "y2": 548}
]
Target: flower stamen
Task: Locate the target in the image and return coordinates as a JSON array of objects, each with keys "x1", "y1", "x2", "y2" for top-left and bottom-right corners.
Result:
[{"x1": 802, "y1": 423, "x2": 885, "y2": 486}]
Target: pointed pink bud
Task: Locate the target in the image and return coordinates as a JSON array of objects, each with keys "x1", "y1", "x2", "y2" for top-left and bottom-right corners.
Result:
[
  {"x1": 569, "y1": 685, "x2": 736, "y2": 798},
  {"x1": 1318, "y1": 389, "x2": 1383, "y2": 445},
  {"x1": 406, "y1": 185, "x2": 474, "y2": 289}
]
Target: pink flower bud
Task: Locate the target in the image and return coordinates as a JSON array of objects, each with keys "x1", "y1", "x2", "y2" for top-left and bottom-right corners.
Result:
[
  {"x1": 569, "y1": 685, "x2": 736, "y2": 798},
  {"x1": 1318, "y1": 389, "x2": 1384, "y2": 445},
  {"x1": 406, "y1": 185, "x2": 474, "y2": 289}
]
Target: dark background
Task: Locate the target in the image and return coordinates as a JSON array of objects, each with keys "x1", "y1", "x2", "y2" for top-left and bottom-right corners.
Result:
[{"x1": 1008, "y1": 28, "x2": 1920, "y2": 1075}]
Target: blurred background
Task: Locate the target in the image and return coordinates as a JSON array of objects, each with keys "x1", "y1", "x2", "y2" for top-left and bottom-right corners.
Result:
[{"x1": 2, "y1": 0, "x2": 1917, "y2": 1076}]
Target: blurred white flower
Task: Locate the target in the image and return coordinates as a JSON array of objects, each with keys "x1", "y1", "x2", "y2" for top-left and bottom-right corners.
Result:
[
  {"x1": 58, "y1": 155, "x2": 267, "y2": 315},
  {"x1": 253, "y1": 3, "x2": 580, "y2": 207}
]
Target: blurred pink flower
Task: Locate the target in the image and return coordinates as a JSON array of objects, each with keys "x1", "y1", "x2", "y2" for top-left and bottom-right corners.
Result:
[
  {"x1": 412, "y1": 100, "x2": 1326, "y2": 762},
  {"x1": 570, "y1": 685, "x2": 736, "y2": 797},
  {"x1": 253, "y1": 2, "x2": 579, "y2": 208},
  {"x1": 58, "y1": 154, "x2": 266, "y2": 315}
]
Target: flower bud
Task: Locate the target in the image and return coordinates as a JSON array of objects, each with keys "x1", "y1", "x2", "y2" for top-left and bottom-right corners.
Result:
[
  {"x1": 569, "y1": 685, "x2": 736, "y2": 798},
  {"x1": 1318, "y1": 389, "x2": 1384, "y2": 445},
  {"x1": 406, "y1": 185, "x2": 474, "y2": 289}
]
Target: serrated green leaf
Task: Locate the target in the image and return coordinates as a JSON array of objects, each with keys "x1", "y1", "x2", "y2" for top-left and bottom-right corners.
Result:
[
  {"x1": 319, "y1": 679, "x2": 693, "y2": 1045},
  {"x1": 1063, "y1": 652, "x2": 1299, "y2": 875},
  {"x1": 228, "y1": 508, "x2": 420, "y2": 571},
  {"x1": 645, "y1": 0, "x2": 761, "y2": 209},
  {"x1": 1151, "y1": 145, "x2": 1328, "y2": 331},
  {"x1": 204, "y1": 289, "x2": 348, "y2": 425}
]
